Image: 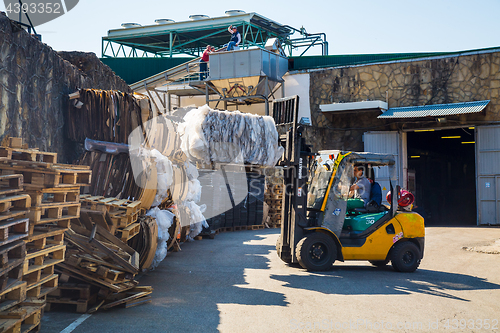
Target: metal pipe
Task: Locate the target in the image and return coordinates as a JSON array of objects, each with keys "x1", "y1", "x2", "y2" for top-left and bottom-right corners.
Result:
[{"x1": 169, "y1": 32, "x2": 173, "y2": 58}]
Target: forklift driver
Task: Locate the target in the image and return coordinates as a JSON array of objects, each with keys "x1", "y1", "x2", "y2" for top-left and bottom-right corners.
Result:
[{"x1": 347, "y1": 164, "x2": 371, "y2": 210}]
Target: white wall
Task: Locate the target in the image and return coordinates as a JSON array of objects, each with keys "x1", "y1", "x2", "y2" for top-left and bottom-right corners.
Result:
[{"x1": 279, "y1": 72, "x2": 311, "y2": 121}]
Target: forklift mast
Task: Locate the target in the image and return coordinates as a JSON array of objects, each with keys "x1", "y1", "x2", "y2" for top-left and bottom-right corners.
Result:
[{"x1": 272, "y1": 96, "x2": 313, "y2": 263}]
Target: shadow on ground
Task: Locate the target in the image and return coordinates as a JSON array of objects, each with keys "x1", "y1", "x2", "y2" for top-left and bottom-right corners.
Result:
[
  {"x1": 271, "y1": 265, "x2": 500, "y2": 302},
  {"x1": 42, "y1": 230, "x2": 284, "y2": 333}
]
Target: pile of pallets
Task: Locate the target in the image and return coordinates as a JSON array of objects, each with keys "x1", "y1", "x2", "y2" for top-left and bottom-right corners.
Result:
[
  {"x1": 0, "y1": 137, "x2": 93, "y2": 328},
  {"x1": 50, "y1": 222, "x2": 151, "y2": 312},
  {"x1": 0, "y1": 139, "x2": 90, "y2": 302},
  {"x1": 80, "y1": 195, "x2": 142, "y2": 242},
  {"x1": 264, "y1": 182, "x2": 283, "y2": 228},
  {"x1": 0, "y1": 162, "x2": 44, "y2": 331}
]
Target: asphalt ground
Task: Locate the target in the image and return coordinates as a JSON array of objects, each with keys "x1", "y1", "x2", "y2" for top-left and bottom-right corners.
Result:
[{"x1": 41, "y1": 226, "x2": 500, "y2": 333}]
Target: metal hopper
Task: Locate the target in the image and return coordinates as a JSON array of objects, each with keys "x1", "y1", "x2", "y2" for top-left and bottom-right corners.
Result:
[{"x1": 206, "y1": 48, "x2": 288, "y2": 102}]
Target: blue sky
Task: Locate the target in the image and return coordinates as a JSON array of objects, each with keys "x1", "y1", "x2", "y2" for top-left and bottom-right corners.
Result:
[{"x1": 2, "y1": 0, "x2": 500, "y2": 56}]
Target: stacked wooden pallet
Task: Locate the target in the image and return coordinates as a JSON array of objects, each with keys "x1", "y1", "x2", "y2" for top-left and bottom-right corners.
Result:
[
  {"x1": 264, "y1": 182, "x2": 284, "y2": 228},
  {"x1": 0, "y1": 166, "x2": 44, "y2": 332},
  {"x1": 0, "y1": 139, "x2": 90, "y2": 305},
  {"x1": 80, "y1": 195, "x2": 142, "y2": 242}
]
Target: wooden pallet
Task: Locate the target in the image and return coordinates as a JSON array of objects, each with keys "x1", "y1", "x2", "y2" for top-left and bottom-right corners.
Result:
[
  {"x1": 28, "y1": 203, "x2": 80, "y2": 224},
  {"x1": 116, "y1": 223, "x2": 140, "y2": 242},
  {"x1": 26, "y1": 187, "x2": 80, "y2": 207},
  {"x1": 109, "y1": 211, "x2": 138, "y2": 229},
  {"x1": 22, "y1": 245, "x2": 65, "y2": 286},
  {"x1": 28, "y1": 219, "x2": 70, "y2": 236},
  {"x1": 0, "y1": 175, "x2": 24, "y2": 197},
  {"x1": 0, "y1": 146, "x2": 57, "y2": 164},
  {"x1": 26, "y1": 273, "x2": 58, "y2": 299},
  {"x1": 79, "y1": 209, "x2": 114, "y2": 234},
  {"x1": 0, "y1": 241, "x2": 26, "y2": 293},
  {"x1": 0, "y1": 161, "x2": 91, "y2": 189},
  {"x1": 55, "y1": 264, "x2": 138, "y2": 293},
  {"x1": 25, "y1": 227, "x2": 66, "y2": 250},
  {"x1": 0, "y1": 219, "x2": 29, "y2": 247},
  {"x1": 46, "y1": 295, "x2": 96, "y2": 314},
  {"x1": 49, "y1": 283, "x2": 92, "y2": 300},
  {"x1": 0, "y1": 281, "x2": 27, "y2": 312},
  {"x1": 0, "y1": 195, "x2": 31, "y2": 214},
  {"x1": 22, "y1": 265, "x2": 55, "y2": 291},
  {"x1": 81, "y1": 197, "x2": 141, "y2": 215},
  {"x1": 248, "y1": 224, "x2": 265, "y2": 230},
  {"x1": 0, "y1": 209, "x2": 29, "y2": 224},
  {"x1": 0, "y1": 301, "x2": 44, "y2": 333},
  {"x1": 102, "y1": 287, "x2": 153, "y2": 310},
  {"x1": 267, "y1": 213, "x2": 282, "y2": 220}
]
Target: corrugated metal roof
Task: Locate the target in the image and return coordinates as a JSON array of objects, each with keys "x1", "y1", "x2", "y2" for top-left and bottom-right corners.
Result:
[{"x1": 378, "y1": 100, "x2": 490, "y2": 119}]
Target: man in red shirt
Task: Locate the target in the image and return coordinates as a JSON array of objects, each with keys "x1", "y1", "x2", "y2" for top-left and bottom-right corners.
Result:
[{"x1": 199, "y1": 45, "x2": 214, "y2": 80}]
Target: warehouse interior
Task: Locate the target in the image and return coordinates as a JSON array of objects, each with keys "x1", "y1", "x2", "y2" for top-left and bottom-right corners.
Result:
[{"x1": 407, "y1": 127, "x2": 477, "y2": 225}]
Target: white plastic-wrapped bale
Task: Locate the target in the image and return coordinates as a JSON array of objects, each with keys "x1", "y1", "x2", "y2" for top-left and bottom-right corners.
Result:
[{"x1": 178, "y1": 105, "x2": 284, "y2": 166}]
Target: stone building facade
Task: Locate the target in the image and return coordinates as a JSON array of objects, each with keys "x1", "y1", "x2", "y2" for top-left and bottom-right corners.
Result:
[{"x1": 305, "y1": 50, "x2": 500, "y2": 152}]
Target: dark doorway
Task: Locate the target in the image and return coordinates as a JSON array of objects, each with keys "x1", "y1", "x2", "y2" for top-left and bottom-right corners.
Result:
[{"x1": 407, "y1": 128, "x2": 476, "y2": 225}]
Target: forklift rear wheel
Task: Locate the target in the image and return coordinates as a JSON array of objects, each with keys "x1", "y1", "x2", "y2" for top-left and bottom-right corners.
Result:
[
  {"x1": 369, "y1": 260, "x2": 389, "y2": 267},
  {"x1": 391, "y1": 241, "x2": 421, "y2": 272},
  {"x1": 296, "y1": 232, "x2": 336, "y2": 271}
]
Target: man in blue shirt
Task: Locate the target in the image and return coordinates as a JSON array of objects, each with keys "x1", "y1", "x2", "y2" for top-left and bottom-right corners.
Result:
[{"x1": 226, "y1": 25, "x2": 241, "y2": 51}]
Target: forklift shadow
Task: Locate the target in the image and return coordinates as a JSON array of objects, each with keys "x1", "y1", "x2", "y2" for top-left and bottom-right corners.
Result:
[{"x1": 270, "y1": 267, "x2": 500, "y2": 301}]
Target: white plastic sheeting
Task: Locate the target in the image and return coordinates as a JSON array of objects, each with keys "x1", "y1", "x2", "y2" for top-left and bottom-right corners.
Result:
[
  {"x1": 149, "y1": 149, "x2": 174, "y2": 207},
  {"x1": 146, "y1": 207, "x2": 175, "y2": 269},
  {"x1": 178, "y1": 105, "x2": 284, "y2": 166},
  {"x1": 179, "y1": 201, "x2": 208, "y2": 241}
]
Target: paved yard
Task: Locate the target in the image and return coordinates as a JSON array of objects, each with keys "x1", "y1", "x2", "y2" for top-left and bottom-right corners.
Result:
[{"x1": 42, "y1": 226, "x2": 500, "y2": 332}]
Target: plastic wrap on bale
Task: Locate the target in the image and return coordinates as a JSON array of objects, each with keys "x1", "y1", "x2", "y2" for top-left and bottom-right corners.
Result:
[
  {"x1": 146, "y1": 207, "x2": 175, "y2": 268},
  {"x1": 178, "y1": 105, "x2": 284, "y2": 166}
]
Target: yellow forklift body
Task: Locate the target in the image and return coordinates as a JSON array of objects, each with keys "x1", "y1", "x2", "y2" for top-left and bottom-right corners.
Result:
[
  {"x1": 342, "y1": 217, "x2": 404, "y2": 260},
  {"x1": 342, "y1": 212, "x2": 424, "y2": 260},
  {"x1": 307, "y1": 212, "x2": 425, "y2": 261}
]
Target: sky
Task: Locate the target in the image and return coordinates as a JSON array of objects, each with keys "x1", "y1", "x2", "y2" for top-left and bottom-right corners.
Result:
[{"x1": 2, "y1": 0, "x2": 500, "y2": 57}]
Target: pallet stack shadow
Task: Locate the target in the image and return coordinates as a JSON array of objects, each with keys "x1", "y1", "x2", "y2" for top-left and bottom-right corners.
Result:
[
  {"x1": 200, "y1": 166, "x2": 265, "y2": 232},
  {"x1": 0, "y1": 137, "x2": 89, "y2": 332}
]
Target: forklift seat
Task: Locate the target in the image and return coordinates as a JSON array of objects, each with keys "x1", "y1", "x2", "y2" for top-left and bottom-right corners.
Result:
[
  {"x1": 370, "y1": 182, "x2": 382, "y2": 206},
  {"x1": 351, "y1": 182, "x2": 386, "y2": 214}
]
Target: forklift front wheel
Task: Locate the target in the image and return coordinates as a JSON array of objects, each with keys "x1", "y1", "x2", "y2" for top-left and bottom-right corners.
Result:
[{"x1": 296, "y1": 232, "x2": 336, "y2": 271}]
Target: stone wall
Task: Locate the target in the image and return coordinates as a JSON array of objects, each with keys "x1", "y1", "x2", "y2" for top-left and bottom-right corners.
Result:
[
  {"x1": 0, "y1": 13, "x2": 130, "y2": 163},
  {"x1": 307, "y1": 51, "x2": 500, "y2": 152}
]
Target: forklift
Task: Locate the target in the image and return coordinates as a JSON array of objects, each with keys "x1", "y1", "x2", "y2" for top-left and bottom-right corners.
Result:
[{"x1": 275, "y1": 125, "x2": 425, "y2": 272}]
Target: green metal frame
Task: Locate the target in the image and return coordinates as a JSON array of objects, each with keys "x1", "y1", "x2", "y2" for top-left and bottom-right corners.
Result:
[{"x1": 102, "y1": 20, "x2": 325, "y2": 58}]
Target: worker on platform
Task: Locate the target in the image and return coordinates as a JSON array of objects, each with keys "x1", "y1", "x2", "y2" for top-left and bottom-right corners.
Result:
[
  {"x1": 226, "y1": 25, "x2": 241, "y2": 51},
  {"x1": 199, "y1": 45, "x2": 214, "y2": 80}
]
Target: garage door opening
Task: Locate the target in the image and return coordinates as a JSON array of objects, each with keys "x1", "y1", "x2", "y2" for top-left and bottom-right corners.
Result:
[{"x1": 407, "y1": 128, "x2": 476, "y2": 225}]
